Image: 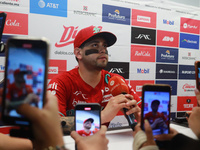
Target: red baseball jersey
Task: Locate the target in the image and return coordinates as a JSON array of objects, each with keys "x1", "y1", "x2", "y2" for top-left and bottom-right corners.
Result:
[
  {"x1": 47, "y1": 67, "x2": 141, "y2": 117},
  {"x1": 6, "y1": 83, "x2": 33, "y2": 101},
  {"x1": 144, "y1": 112, "x2": 167, "y2": 125},
  {"x1": 77, "y1": 130, "x2": 93, "y2": 136}
]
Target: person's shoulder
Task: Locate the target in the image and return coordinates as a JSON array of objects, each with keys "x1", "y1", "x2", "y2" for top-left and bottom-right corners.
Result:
[{"x1": 52, "y1": 68, "x2": 78, "y2": 79}]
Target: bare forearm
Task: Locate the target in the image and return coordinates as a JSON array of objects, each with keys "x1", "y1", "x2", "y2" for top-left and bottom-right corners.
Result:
[{"x1": 0, "y1": 133, "x2": 33, "y2": 150}]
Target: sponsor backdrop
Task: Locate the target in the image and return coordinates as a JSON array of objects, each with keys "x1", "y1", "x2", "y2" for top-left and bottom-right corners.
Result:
[{"x1": 0, "y1": 0, "x2": 200, "y2": 129}]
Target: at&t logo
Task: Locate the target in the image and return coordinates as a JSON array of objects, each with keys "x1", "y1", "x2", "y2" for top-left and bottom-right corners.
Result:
[{"x1": 38, "y1": 0, "x2": 59, "y2": 9}]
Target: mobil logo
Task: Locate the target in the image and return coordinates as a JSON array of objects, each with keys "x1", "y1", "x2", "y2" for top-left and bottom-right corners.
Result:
[
  {"x1": 163, "y1": 19, "x2": 174, "y2": 25},
  {"x1": 48, "y1": 67, "x2": 58, "y2": 74},
  {"x1": 137, "y1": 68, "x2": 150, "y2": 74}
]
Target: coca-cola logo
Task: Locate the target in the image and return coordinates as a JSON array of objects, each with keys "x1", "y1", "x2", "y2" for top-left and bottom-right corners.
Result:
[
  {"x1": 6, "y1": 19, "x2": 20, "y2": 26},
  {"x1": 135, "y1": 51, "x2": 150, "y2": 56}
]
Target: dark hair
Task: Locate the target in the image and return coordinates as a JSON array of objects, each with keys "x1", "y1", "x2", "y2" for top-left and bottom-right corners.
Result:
[{"x1": 151, "y1": 100, "x2": 160, "y2": 106}]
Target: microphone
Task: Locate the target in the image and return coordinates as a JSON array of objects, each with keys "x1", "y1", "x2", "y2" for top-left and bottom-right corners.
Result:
[{"x1": 108, "y1": 76, "x2": 137, "y2": 131}]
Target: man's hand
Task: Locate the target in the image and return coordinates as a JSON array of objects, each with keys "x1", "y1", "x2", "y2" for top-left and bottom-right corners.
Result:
[
  {"x1": 188, "y1": 107, "x2": 200, "y2": 139},
  {"x1": 101, "y1": 94, "x2": 140, "y2": 124},
  {"x1": 154, "y1": 128, "x2": 178, "y2": 141},
  {"x1": 133, "y1": 120, "x2": 158, "y2": 150},
  {"x1": 17, "y1": 92, "x2": 64, "y2": 150},
  {"x1": 70, "y1": 125, "x2": 108, "y2": 150}
]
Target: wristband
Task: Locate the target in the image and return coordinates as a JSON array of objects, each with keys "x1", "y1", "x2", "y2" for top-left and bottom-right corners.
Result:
[
  {"x1": 133, "y1": 130, "x2": 147, "y2": 150},
  {"x1": 44, "y1": 145, "x2": 68, "y2": 150},
  {"x1": 140, "y1": 145, "x2": 159, "y2": 150}
]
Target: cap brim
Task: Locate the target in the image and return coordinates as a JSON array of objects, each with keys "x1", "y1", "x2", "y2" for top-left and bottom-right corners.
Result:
[
  {"x1": 86, "y1": 32, "x2": 117, "y2": 47},
  {"x1": 84, "y1": 118, "x2": 94, "y2": 123}
]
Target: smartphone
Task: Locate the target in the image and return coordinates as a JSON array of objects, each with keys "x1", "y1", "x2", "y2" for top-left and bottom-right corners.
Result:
[
  {"x1": 2, "y1": 37, "x2": 49, "y2": 131},
  {"x1": 0, "y1": 12, "x2": 7, "y2": 42},
  {"x1": 75, "y1": 103, "x2": 101, "y2": 136},
  {"x1": 141, "y1": 84, "x2": 171, "y2": 148},
  {"x1": 195, "y1": 61, "x2": 200, "y2": 91}
]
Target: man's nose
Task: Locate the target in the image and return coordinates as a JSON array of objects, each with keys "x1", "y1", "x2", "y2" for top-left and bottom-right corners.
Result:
[{"x1": 99, "y1": 46, "x2": 107, "y2": 54}]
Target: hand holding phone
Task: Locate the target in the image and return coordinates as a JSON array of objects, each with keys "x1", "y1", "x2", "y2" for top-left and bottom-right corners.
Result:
[
  {"x1": 75, "y1": 103, "x2": 101, "y2": 136},
  {"x1": 195, "y1": 61, "x2": 200, "y2": 91},
  {"x1": 141, "y1": 84, "x2": 171, "y2": 148},
  {"x1": 2, "y1": 37, "x2": 49, "y2": 137}
]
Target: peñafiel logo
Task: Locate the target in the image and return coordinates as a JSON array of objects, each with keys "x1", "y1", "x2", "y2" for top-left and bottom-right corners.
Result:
[
  {"x1": 102, "y1": 4, "x2": 130, "y2": 25},
  {"x1": 156, "y1": 47, "x2": 178, "y2": 63},
  {"x1": 30, "y1": 0, "x2": 67, "y2": 17}
]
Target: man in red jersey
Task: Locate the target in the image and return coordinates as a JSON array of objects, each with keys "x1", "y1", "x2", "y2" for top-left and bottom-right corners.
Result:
[
  {"x1": 77, "y1": 118, "x2": 95, "y2": 136},
  {"x1": 47, "y1": 25, "x2": 141, "y2": 127},
  {"x1": 144, "y1": 100, "x2": 167, "y2": 132},
  {"x1": 6, "y1": 69, "x2": 39, "y2": 114}
]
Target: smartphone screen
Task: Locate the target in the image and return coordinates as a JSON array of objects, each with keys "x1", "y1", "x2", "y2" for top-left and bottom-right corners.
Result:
[
  {"x1": 75, "y1": 103, "x2": 101, "y2": 137},
  {"x1": 195, "y1": 61, "x2": 200, "y2": 91},
  {"x1": 2, "y1": 37, "x2": 49, "y2": 126},
  {"x1": 141, "y1": 84, "x2": 171, "y2": 138}
]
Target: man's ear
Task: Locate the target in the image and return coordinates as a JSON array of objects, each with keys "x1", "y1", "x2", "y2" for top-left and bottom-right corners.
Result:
[{"x1": 74, "y1": 47, "x2": 82, "y2": 60}]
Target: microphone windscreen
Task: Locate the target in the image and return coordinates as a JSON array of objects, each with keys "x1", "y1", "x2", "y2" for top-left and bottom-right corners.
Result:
[{"x1": 108, "y1": 76, "x2": 129, "y2": 96}]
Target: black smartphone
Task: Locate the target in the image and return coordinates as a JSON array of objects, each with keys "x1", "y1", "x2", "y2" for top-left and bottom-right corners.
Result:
[
  {"x1": 0, "y1": 12, "x2": 7, "y2": 42},
  {"x1": 141, "y1": 84, "x2": 171, "y2": 148},
  {"x1": 2, "y1": 37, "x2": 49, "y2": 136},
  {"x1": 195, "y1": 61, "x2": 200, "y2": 91},
  {"x1": 75, "y1": 103, "x2": 101, "y2": 136}
]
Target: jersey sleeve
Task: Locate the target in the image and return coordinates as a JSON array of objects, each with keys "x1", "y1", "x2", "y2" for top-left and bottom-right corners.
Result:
[
  {"x1": 127, "y1": 82, "x2": 142, "y2": 108},
  {"x1": 47, "y1": 75, "x2": 71, "y2": 117}
]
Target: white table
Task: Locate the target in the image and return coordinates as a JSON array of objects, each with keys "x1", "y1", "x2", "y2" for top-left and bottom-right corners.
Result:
[{"x1": 63, "y1": 123, "x2": 198, "y2": 150}]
